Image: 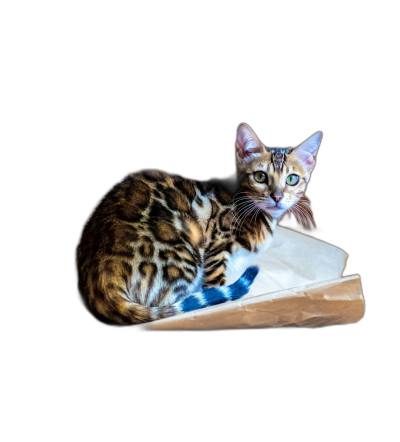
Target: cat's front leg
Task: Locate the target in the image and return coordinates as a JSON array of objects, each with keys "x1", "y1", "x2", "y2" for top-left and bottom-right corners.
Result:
[
  {"x1": 202, "y1": 245, "x2": 231, "y2": 288},
  {"x1": 202, "y1": 243, "x2": 258, "y2": 288}
]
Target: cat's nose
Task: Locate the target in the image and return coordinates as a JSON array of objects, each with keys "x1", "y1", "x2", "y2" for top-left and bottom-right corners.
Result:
[{"x1": 272, "y1": 195, "x2": 283, "y2": 203}]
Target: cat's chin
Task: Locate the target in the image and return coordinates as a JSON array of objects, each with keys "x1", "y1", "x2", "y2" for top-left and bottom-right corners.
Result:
[
  {"x1": 263, "y1": 206, "x2": 286, "y2": 220},
  {"x1": 255, "y1": 201, "x2": 285, "y2": 220}
]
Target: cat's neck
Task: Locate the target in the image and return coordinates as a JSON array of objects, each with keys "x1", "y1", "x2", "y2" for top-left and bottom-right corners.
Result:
[{"x1": 234, "y1": 210, "x2": 277, "y2": 253}]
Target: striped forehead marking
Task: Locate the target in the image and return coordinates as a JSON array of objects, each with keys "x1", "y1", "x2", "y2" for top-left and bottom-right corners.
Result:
[{"x1": 265, "y1": 148, "x2": 291, "y2": 173}]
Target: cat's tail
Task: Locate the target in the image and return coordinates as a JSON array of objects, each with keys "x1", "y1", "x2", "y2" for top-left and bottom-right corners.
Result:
[
  {"x1": 152, "y1": 265, "x2": 259, "y2": 321},
  {"x1": 82, "y1": 266, "x2": 259, "y2": 325}
]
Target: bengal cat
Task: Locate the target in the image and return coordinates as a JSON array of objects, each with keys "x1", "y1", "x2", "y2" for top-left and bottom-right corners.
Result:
[{"x1": 77, "y1": 123, "x2": 322, "y2": 324}]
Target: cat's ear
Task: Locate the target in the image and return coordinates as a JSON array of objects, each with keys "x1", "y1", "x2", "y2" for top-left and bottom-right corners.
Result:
[
  {"x1": 236, "y1": 123, "x2": 264, "y2": 162},
  {"x1": 291, "y1": 131, "x2": 323, "y2": 172}
]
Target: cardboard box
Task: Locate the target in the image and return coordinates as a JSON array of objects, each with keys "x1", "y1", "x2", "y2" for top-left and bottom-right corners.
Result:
[{"x1": 145, "y1": 226, "x2": 364, "y2": 330}]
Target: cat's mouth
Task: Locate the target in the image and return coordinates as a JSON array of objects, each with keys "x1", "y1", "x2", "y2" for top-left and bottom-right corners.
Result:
[
  {"x1": 258, "y1": 202, "x2": 283, "y2": 210},
  {"x1": 255, "y1": 201, "x2": 286, "y2": 217}
]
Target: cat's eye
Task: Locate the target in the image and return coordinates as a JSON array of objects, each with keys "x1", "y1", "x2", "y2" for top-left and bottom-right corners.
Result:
[
  {"x1": 286, "y1": 174, "x2": 300, "y2": 186},
  {"x1": 254, "y1": 171, "x2": 267, "y2": 183}
]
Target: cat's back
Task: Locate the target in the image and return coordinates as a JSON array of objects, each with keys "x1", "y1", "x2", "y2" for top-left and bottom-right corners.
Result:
[{"x1": 77, "y1": 170, "x2": 234, "y2": 315}]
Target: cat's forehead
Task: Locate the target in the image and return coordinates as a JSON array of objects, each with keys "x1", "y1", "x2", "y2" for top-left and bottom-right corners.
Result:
[
  {"x1": 250, "y1": 148, "x2": 303, "y2": 173},
  {"x1": 264, "y1": 147, "x2": 292, "y2": 155},
  {"x1": 244, "y1": 148, "x2": 286, "y2": 162}
]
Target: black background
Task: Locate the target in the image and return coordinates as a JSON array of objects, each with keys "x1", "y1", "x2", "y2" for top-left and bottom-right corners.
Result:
[{"x1": 54, "y1": 51, "x2": 382, "y2": 363}]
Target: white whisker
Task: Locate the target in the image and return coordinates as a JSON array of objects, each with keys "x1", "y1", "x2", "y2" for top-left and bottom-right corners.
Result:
[
  {"x1": 288, "y1": 200, "x2": 315, "y2": 229},
  {"x1": 237, "y1": 204, "x2": 257, "y2": 233},
  {"x1": 230, "y1": 201, "x2": 255, "y2": 234}
]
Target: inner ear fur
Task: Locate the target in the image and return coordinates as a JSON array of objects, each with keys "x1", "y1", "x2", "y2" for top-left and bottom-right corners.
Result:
[
  {"x1": 291, "y1": 131, "x2": 323, "y2": 172},
  {"x1": 235, "y1": 123, "x2": 264, "y2": 162}
]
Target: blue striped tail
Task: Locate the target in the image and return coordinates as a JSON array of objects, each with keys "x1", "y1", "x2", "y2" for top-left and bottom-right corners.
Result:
[{"x1": 178, "y1": 266, "x2": 259, "y2": 314}]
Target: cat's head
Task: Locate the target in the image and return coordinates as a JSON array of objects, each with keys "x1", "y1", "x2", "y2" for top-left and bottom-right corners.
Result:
[{"x1": 235, "y1": 123, "x2": 322, "y2": 228}]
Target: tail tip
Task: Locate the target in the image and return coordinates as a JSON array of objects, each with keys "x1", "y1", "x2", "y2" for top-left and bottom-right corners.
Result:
[{"x1": 243, "y1": 265, "x2": 259, "y2": 283}]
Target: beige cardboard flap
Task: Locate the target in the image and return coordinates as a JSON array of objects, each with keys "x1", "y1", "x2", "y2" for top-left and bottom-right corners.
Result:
[{"x1": 146, "y1": 275, "x2": 364, "y2": 330}]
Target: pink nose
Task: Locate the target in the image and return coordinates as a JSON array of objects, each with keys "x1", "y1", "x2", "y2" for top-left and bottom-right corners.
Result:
[{"x1": 272, "y1": 195, "x2": 283, "y2": 203}]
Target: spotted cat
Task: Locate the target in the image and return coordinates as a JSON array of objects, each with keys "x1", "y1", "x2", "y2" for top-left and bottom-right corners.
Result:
[{"x1": 77, "y1": 123, "x2": 322, "y2": 324}]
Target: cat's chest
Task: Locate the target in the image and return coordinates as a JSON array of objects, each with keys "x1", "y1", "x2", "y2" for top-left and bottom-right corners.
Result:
[{"x1": 224, "y1": 232, "x2": 275, "y2": 284}]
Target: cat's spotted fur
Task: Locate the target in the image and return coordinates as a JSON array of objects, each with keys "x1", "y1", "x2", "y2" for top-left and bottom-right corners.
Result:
[{"x1": 77, "y1": 123, "x2": 322, "y2": 324}]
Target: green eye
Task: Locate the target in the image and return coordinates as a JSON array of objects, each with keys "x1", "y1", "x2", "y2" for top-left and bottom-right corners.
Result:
[
  {"x1": 254, "y1": 171, "x2": 267, "y2": 183},
  {"x1": 286, "y1": 174, "x2": 300, "y2": 186}
]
